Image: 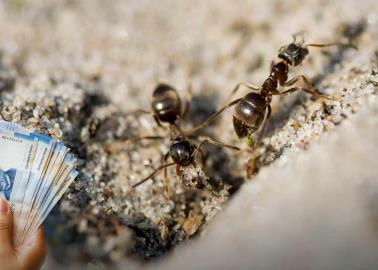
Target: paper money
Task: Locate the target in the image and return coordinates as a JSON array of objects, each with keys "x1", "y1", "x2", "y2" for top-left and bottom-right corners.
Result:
[{"x1": 0, "y1": 121, "x2": 78, "y2": 246}]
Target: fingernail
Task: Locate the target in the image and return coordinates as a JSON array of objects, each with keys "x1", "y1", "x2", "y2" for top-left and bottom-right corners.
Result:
[{"x1": 0, "y1": 198, "x2": 9, "y2": 214}]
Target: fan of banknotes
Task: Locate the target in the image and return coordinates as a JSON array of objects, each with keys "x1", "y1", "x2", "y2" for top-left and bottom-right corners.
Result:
[{"x1": 0, "y1": 120, "x2": 78, "y2": 246}]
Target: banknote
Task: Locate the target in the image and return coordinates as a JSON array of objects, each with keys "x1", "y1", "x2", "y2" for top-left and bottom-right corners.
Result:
[
  {"x1": 19, "y1": 148, "x2": 73, "y2": 243},
  {"x1": 22, "y1": 169, "x2": 78, "y2": 243},
  {"x1": 0, "y1": 123, "x2": 55, "y2": 239},
  {"x1": 16, "y1": 142, "x2": 64, "y2": 240},
  {"x1": 0, "y1": 130, "x2": 38, "y2": 206},
  {"x1": 0, "y1": 121, "x2": 78, "y2": 246},
  {"x1": 12, "y1": 133, "x2": 55, "y2": 239}
]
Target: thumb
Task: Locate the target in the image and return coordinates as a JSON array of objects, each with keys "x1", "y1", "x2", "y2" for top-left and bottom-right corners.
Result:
[{"x1": 0, "y1": 198, "x2": 14, "y2": 256}]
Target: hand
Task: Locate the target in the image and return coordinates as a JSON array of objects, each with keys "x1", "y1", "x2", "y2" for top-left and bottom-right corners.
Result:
[{"x1": 0, "y1": 198, "x2": 47, "y2": 270}]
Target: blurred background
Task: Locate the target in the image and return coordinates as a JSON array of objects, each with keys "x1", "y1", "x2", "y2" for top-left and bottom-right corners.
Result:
[{"x1": 0, "y1": 0, "x2": 377, "y2": 269}]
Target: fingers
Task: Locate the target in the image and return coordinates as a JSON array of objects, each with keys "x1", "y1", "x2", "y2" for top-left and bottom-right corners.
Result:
[
  {"x1": 0, "y1": 198, "x2": 14, "y2": 257},
  {"x1": 0, "y1": 200, "x2": 47, "y2": 270},
  {"x1": 17, "y1": 227, "x2": 47, "y2": 270}
]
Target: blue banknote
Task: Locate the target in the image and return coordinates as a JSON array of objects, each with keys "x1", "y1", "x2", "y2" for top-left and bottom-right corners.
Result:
[{"x1": 0, "y1": 121, "x2": 78, "y2": 246}]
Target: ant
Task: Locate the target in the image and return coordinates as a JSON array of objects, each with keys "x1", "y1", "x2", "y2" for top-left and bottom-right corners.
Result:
[
  {"x1": 127, "y1": 83, "x2": 241, "y2": 197},
  {"x1": 182, "y1": 35, "x2": 357, "y2": 177}
]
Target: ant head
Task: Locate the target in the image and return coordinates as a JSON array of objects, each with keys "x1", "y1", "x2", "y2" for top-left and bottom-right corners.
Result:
[
  {"x1": 151, "y1": 83, "x2": 182, "y2": 124},
  {"x1": 170, "y1": 139, "x2": 196, "y2": 166},
  {"x1": 277, "y1": 37, "x2": 309, "y2": 66}
]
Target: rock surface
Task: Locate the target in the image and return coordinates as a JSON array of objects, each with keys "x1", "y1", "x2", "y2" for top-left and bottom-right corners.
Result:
[{"x1": 0, "y1": 0, "x2": 377, "y2": 269}]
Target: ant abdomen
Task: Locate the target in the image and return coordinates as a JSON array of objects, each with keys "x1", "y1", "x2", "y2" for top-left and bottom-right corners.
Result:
[
  {"x1": 232, "y1": 93, "x2": 267, "y2": 138},
  {"x1": 151, "y1": 83, "x2": 182, "y2": 124}
]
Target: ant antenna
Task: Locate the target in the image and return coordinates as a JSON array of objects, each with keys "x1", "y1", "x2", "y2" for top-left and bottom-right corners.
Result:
[
  {"x1": 183, "y1": 98, "x2": 242, "y2": 136},
  {"x1": 131, "y1": 162, "x2": 176, "y2": 189},
  {"x1": 304, "y1": 42, "x2": 357, "y2": 50},
  {"x1": 292, "y1": 31, "x2": 306, "y2": 45}
]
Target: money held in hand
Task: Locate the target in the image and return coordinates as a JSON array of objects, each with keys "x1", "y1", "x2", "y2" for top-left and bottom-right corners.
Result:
[{"x1": 0, "y1": 121, "x2": 78, "y2": 246}]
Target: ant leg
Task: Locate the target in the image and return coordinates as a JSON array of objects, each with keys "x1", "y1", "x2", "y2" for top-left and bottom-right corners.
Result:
[
  {"x1": 183, "y1": 98, "x2": 242, "y2": 136},
  {"x1": 184, "y1": 82, "x2": 259, "y2": 136},
  {"x1": 129, "y1": 135, "x2": 166, "y2": 144},
  {"x1": 126, "y1": 108, "x2": 165, "y2": 127},
  {"x1": 131, "y1": 162, "x2": 176, "y2": 189},
  {"x1": 163, "y1": 153, "x2": 171, "y2": 199},
  {"x1": 225, "y1": 82, "x2": 260, "y2": 105},
  {"x1": 277, "y1": 86, "x2": 338, "y2": 101},
  {"x1": 283, "y1": 75, "x2": 315, "y2": 89},
  {"x1": 126, "y1": 109, "x2": 153, "y2": 116},
  {"x1": 246, "y1": 105, "x2": 271, "y2": 177},
  {"x1": 175, "y1": 164, "x2": 182, "y2": 177},
  {"x1": 137, "y1": 135, "x2": 165, "y2": 141},
  {"x1": 171, "y1": 123, "x2": 185, "y2": 137},
  {"x1": 153, "y1": 115, "x2": 164, "y2": 127},
  {"x1": 195, "y1": 136, "x2": 242, "y2": 153},
  {"x1": 304, "y1": 42, "x2": 357, "y2": 50},
  {"x1": 279, "y1": 75, "x2": 338, "y2": 100},
  {"x1": 194, "y1": 147, "x2": 205, "y2": 167},
  {"x1": 104, "y1": 135, "x2": 165, "y2": 154},
  {"x1": 191, "y1": 136, "x2": 240, "y2": 176}
]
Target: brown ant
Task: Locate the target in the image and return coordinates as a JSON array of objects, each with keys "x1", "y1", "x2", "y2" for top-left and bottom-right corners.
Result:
[
  {"x1": 128, "y1": 83, "x2": 240, "y2": 197},
  {"x1": 182, "y1": 35, "x2": 357, "y2": 177}
]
